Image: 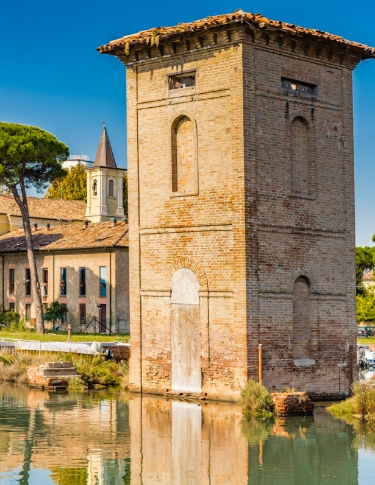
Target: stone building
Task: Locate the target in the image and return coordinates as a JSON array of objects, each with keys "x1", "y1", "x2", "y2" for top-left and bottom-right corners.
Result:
[
  {"x1": 0, "y1": 220, "x2": 129, "y2": 332},
  {"x1": 99, "y1": 10, "x2": 375, "y2": 400},
  {"x1": 0, "y1": 126, "x2": 129, "y2": 333}
]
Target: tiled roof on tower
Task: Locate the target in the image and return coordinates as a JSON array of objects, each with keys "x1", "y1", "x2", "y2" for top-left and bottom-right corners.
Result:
[{"x1": 93, "y1": 125, "x2": 117, "y2": 168}]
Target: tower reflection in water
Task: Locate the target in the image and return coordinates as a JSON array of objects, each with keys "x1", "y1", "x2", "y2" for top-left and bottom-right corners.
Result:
[{"x1": 0, "y1": 384, "x2": 364, "y2": 485}]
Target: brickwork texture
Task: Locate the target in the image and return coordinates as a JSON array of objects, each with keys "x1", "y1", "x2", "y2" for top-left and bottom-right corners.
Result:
[{"x1": 106, "y1": 19, "x2": 365, "y2": 400}]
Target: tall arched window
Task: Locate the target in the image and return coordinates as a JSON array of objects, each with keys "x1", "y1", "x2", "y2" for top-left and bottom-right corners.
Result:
[
  {"x1": 291, "y1": 117, "x2": 309, "y2": 195},
  {"x1": 108, "y1": 179, "x2": 114, "y2": 197},
  {"x1": 172, "y1": 116, "x2": 197, "y2": 193},
  {"x1": 92, "y1": 179, "x2": 97, "y2": 197},
  {"x1": 293, "y1": 276, "x2": 310, "y2": 359}
]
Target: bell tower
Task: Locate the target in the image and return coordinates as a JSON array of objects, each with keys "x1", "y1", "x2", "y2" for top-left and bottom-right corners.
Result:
[{"x1": 85, "y1": 125, "x2": 125, "y2": 222}]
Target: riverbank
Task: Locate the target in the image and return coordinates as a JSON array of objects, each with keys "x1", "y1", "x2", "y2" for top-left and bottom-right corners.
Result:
[
  {"x1": 0, "y1": 329, "x2": 129, "y2": 342},
  {"x1": 0, "y1": 350, "x2": 129, "y2": 390}
]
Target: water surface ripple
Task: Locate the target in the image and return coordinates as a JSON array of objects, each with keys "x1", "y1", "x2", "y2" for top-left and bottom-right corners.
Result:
[{"x1": 0, "y1": 383, "x2": 374, "y2": 484}]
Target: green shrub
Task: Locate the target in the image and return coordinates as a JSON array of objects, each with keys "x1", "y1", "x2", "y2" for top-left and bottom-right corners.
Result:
[
  {"x1": 0, "y1": 306, "x2": 25, "y2": 331},
  {"x1": 328, "y1": 381, "x2": 375, "y2": 418},
  {"x1": 72, "y1": 355, "x2": 121, "y2": 388},
  {"x1": 240, "y1": 379, "x2": 273, "y2": 420}
]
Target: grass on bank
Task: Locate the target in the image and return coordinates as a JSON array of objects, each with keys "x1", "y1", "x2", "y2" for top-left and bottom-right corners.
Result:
[
  {"x1": 327, "y1": 381, "x2": 375, "y2": 420},
  {"x1": 0, "y1": 329, "x2": 129, "y2": 343},
  {"x1": 358, "y1": 337, "x2": 375, "y2": 346},
  {"x1": 0, "y1": 350, "x2": 129, "y2": 390}
]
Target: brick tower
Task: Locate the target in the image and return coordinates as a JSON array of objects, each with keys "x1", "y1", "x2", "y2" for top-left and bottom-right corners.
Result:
[{"x1": 99, "y1": 11, "x2": 375, "y2": 400}]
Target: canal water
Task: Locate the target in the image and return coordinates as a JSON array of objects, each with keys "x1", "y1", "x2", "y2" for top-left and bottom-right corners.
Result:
[{"x1": 0, "y1": 383, "x2": 374, "y2": 484}]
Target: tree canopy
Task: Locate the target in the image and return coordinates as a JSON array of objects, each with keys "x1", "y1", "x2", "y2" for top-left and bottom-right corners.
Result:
[
  {"x1": 0, "y1": 122, "x2": 69, "y2": 333},
  {"x1": 356, "y1": 290, "x2": 375, "y2": 323},
  {"x1": 45, "y1": 163, "x2": 87, "y2": 201},
  {"x1": 0, "y1": 123, "x2": 68, "y2": 191},
  {"x1": 356, "y1": 246, "x2": 375, "y2": 295},
  {"x1": 43, "y1": 301, "x2": 68, "y2": 324}
]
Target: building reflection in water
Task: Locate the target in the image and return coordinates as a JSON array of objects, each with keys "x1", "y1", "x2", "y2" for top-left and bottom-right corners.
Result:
[
  {"x1": 0, "y1": 384, "x2": 365, "y2": 485},
  {"x1": 130, "y1": 395, "x2": 247, "y2": 485}
]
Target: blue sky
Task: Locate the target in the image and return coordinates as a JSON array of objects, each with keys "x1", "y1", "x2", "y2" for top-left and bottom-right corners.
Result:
[{"x1": 1, "y1": 0, "x2": 375, "y2": 246}]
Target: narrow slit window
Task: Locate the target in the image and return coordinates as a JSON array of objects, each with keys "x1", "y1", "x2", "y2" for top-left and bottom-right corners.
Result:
[
  {"x1": 93, "y1": 179, "x2": 98, "y2": 196},
  {"x1": 108, "y1": 179, "x2": 114, "y2": 197},
  {"x1": 293, "y1": 276, "x2": 311, "y2": 359}
]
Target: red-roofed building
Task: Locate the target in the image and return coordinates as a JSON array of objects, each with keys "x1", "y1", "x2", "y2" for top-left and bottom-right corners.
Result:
[{"x1": 0, "y1": 127, "x2": 129, "y2": 333}]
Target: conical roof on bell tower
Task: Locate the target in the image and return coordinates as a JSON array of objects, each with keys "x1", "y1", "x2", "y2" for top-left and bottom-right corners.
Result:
[{"x1": 93, "y1": 125, "x2": 117, "y2": 168}]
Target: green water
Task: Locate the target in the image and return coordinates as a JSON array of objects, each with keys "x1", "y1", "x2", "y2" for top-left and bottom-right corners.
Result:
[{"x1": 0, "y1": 383, "x2": 374, "y2": 484}]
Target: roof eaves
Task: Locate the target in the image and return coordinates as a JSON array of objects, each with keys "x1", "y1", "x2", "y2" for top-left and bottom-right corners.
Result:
[{"x1": 97, "y1": 10, "x2": 375, "y2": 60}]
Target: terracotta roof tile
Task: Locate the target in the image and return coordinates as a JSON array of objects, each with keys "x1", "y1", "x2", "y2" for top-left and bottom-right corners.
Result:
[
  {"x1": 0, "y1": 221, "x2": 128, "y2": 252},
  {"x1": 98, "y1": 10, "x2": 375, "y2": 59},
  {"x1": 0, "y1": 195, "x2": 86, "y2": 221}
]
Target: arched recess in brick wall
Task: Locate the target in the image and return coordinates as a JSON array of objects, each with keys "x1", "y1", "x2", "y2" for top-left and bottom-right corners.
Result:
[
  {"x1": 290, "y1": 116, "x2": 311, "y2": 195},
  {"x1": 171, "y1": 115, "x2": 198, "y2": 194},
  {"x1": 293, "y1": 276, "x2": 311, "y2": 359}
]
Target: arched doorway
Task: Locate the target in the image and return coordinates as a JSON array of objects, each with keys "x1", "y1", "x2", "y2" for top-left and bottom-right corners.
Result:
[{"x1": 171, "y1": 268, "x2": 201, "y2": 393}]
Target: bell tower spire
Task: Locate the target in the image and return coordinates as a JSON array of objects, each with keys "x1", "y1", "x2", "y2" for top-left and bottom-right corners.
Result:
[{"x1": 85, "y1": 125, "x2": 125, "y2": 222}]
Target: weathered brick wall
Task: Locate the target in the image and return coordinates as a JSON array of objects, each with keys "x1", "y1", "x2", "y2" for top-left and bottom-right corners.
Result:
[
  {"x1": 127, "y1": 35, "x2": 248, "y2": 400},
  {"x1": 246, "y1": 34, "x2": 358, "y2": 396},
  {"x1": 124, "y1": 24, "x2": 359, "y2": 400}
]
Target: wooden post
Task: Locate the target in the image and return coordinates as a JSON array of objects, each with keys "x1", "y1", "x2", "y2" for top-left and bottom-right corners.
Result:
[{"x1": 258, "y1": 344, "x2": 263, "y2": 385}]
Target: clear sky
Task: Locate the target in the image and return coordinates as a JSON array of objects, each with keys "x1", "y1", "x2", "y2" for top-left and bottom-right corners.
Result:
[{"x1": 1, "y1": 0, "x2": 374, "y2": 246}]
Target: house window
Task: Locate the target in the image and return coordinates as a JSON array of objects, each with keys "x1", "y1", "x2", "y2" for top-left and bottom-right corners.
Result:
[
  {"x1": 9, "y1": 269, "x2": 15, "y2": 295},
  {"x1": 9, "y1": 302, "x2": 15, "y2": 311},
  {"x1": 93, "y1": 179, "x2": 97, "y2": 196},
  {"x1": 25, "y1": 268, "x2": 31, "y2": 296},
  {"x1": 25, "y1": 303, "x2": 31, "y2": 321},
  {"x1": 79, "y1": 267, "x2": 86, "y2": 296},
  {"x1": 79, "y1": 303, "x2": 86, "y2": 326},
  {"x1": 99, "y1": 266, "x2": 106, "y2": 297},
  {"x1": 108, "y1": 179, "x2": 114, "y2": 197},
  {"x1": 281, "y1": 77, "x2": 318, "y2": 96},
  {"x1": 60, "y1": 267, "x2": 67, "y2": 296},
  {"x1": 42, "y1": 268, "x2": 48, "y2": 297},
  {"x1": 168, "y1": 71, "x2": 195, "y2": 90}
]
